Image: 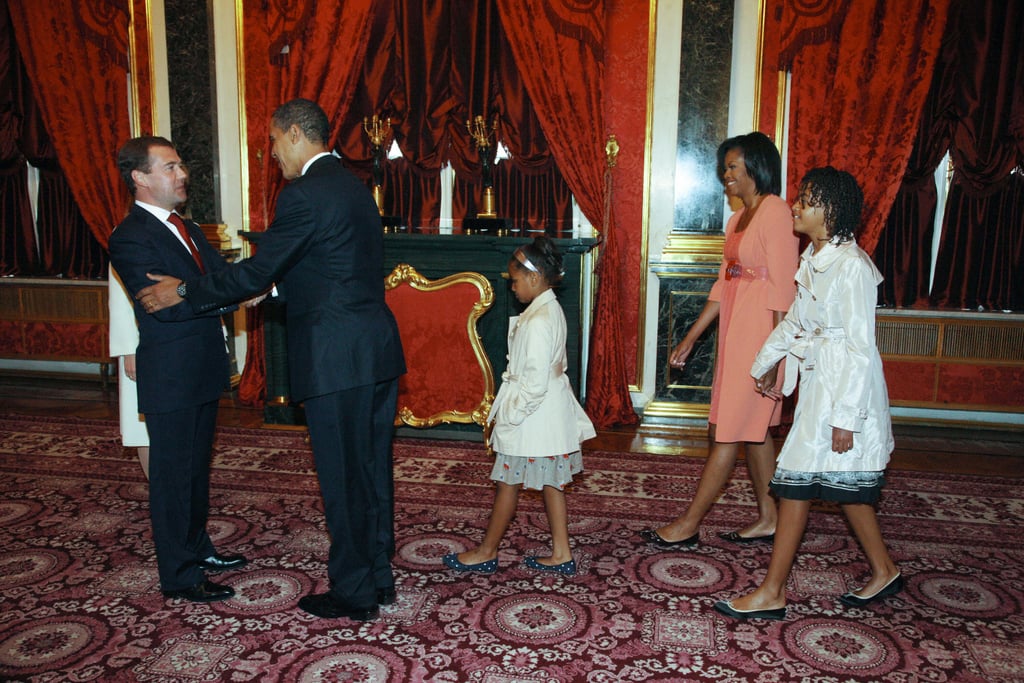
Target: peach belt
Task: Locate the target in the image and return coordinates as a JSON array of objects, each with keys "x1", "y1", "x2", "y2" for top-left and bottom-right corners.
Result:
[{"x1": 725, "y1": 260, "x2": 768, "y2": 281}]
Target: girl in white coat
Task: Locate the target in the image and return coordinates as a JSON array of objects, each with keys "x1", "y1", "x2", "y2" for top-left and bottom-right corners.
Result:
[
  {"x1": 109, "y1": 266, "x2": 150, "y2": 478},
  {"x1": 444, "y1": 237, "x2": 596, "y2": 576},
  {"x1": 715, "y1": 167, "x2": 901, "y2": 620}
]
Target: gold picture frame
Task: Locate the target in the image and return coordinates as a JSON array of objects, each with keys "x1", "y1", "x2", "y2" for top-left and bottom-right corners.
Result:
[{"x1": 384, "y1": 264, "x2": 496, "y2": 428}]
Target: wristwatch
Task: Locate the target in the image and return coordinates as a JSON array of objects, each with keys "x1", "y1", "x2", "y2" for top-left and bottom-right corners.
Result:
[{"x1": 176, "y1": 282, "x2": 187, "y2": 299}]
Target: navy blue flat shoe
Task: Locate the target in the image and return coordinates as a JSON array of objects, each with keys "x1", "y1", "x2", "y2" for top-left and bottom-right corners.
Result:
[
  {"x1": 524, "y1": 556, "x2": 576, "y2": 576},
  {"x1": 714, "y1": 600, "x2": 786, "y2": 621},
  {"x1": 839, "y1": 573, "x2": 904, "y2": 607},
  {"x1": 442, "y1": 552, "x2": 498, "y2": 574}
]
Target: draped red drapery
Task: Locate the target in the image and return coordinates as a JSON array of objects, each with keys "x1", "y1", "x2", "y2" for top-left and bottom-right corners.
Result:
[
  {"x1": 496, "y1": 0, "x2": 637, "y2": 427},
  {"x1": 927, "y1": 0, "x2": 1024, "y2": 311},
  {"x1": 0, "y1": 3, "x2": 37, "y2": 277},
  {"x1": 780, "y1": 0, "x2": 952, "y2": 257},
  {"x1": 6, "y1": 0, "x2": 131, "y2": 251},
  {"x1": 330, "y1": 0, "x2": 572, "y2": 232},
  {"x1": 239, "y1": 0, "x2": 635, "y2": 424},
  {"x1": 237, "y1": 0, "x2": 377, "y2": 405},
  {"x1": 857, "y1": 0, "x2": 1023, "y2": 311}
]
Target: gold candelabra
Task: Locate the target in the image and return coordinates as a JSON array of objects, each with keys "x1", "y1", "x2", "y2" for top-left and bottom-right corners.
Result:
[
  {"x1": 363, "y1": 114, "x2": 392, "y2": 215},
  {"x1": 466, "y1": 115, "x2": 499, "y2": 218}
]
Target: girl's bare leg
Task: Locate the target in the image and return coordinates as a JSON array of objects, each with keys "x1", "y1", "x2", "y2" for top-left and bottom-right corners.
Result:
[
  {"x1": 457, "y1": 481, "x2": 520, "y2": 565},
  {"x1": 843, "y1": 503, "x2": 900, "y2": 596},
  {"x1": 728, "y1": 498, "x2": 810, "y2": 611},
  {"x1": 137, "y1": 446, "x2": 150, "y2": 479},
  {"x1": 533, "y1": 485, "x2": 572, "y2": 566}
]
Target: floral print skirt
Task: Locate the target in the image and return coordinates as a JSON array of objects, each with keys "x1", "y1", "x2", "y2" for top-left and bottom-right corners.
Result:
[{"x1": 490, "y1": 450, "x2": 583, "y2": 491}]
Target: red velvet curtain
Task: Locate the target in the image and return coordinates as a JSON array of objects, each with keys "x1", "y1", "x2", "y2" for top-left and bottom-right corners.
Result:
[
  {"x1": 928, "y1": 0, "x2": 1024, "y2": 311},
  {"x1": 874, "y1": 21, "x2": 957, "y2": 308},
  {"x1": 496, "y1": 0, "x2": 637, "y2": 427},
  {"x1": 781, "y1": 0, "x2": 952, "y2": 256},
  {"x1": 19, "y1": 69, "x2": 106, "y2": 279},
  {"x1": 238, "y1": 0, "x2": 377, "y2": 405},
  {"x1": 453, "y1": 164, "x2": 572, "y2": 233},
  {"x1": 331, "y1": 0, "x2": 570, "y2": 232},
  {"x1": 0, "y1": 3, "x2": 37, "y2": 276},
  {"x1": 6, "y1": 0, "x2": 131, "y2": 251},
  {"x1": 242, "y1": 0, "x2": 376, "y2": 234},
  {"x1": 239, "y1": 0, "x2": 634, "y2": 423}
]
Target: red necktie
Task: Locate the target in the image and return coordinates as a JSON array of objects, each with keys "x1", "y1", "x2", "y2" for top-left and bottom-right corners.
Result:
[{"x1": 168, "y1": 213, "x2": 206, "y2": 273}]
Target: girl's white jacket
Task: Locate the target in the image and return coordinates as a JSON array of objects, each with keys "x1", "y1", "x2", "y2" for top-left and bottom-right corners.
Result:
[{"x1": 488, "y1": 289, "x2": 596, "y2": 457}]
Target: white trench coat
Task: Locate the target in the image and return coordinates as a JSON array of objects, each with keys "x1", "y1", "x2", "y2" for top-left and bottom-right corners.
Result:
[{"x1": 751, "y1": 241, "x2": 894, "y2": 473}]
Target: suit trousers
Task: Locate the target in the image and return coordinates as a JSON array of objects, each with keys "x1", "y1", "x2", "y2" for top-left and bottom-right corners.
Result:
[
  {"x1": 145, "y1": 400, "x2": 219, "y2": 590},
  {"x1": 303, "y1": 378, "x2": 399, "y2": 606}
]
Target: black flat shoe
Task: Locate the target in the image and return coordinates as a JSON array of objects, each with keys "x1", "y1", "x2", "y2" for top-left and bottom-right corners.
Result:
[
  {"x1": 714, "y1": 600, "x2": 786, "y2": 621},
  {"x1": 162, "y1": 580, "x2": 235, "y2": 603},
  {"x1": 377, "y1": 587, "x2": 397, "y2": 606},
  {"x1": 197, "y1": 553, "x2": 248, "y2": 573},
  {"x1": 298, "y1": 592, "x2": 379, "y2": 621},
  {"x1": 640, "y1": 528, "x2": 699, "y2": 548},
  {"x1": 839, "y1": 574, "x2": 904, "y2": 607},
  {"x1": 718, "y1": 531, "x2": 775, "y2": 545}
]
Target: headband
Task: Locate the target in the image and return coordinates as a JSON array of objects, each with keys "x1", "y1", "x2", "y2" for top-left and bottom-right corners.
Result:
[{"x1": 514, "y1": 248, "x2": 540, "y2": 274}]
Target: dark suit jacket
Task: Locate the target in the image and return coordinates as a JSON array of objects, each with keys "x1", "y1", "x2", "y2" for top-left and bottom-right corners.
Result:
[
  {"x1": 185, "y1": 155, "x2": 405, "y2": 401},
  {"x1": 108, "y1": 204, "x2": 234, "y2": 414}
]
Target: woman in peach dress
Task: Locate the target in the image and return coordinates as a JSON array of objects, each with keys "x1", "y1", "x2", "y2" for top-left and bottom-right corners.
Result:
[{"x1": 642, "y1": 132, "x2": 798, "y2": 548}]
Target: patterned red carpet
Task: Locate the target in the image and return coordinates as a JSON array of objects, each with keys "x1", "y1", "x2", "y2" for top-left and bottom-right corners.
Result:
[{"x1": 1, "y1": 414, "x2": 1022, "y2": 682}]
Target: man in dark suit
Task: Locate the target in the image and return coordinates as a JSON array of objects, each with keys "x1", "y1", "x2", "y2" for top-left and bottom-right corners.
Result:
[
  {"x1": 108, "y1": 136, "x2": 248, "y2": 603},
  {"x1": 137, "y1": 99, "x2": 406, "y2": 622}
]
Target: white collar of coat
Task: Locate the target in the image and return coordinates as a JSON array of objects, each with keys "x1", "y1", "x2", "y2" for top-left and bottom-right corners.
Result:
[
  {"x1": 796, "y1": 240, "x2": 846, "y2": 291},
  {"x1": 522, "y1": 288, "x2": 557, "y2": 316},
  {"x1": 805, "y1": 239, "x2": 854, "y2": 273}
]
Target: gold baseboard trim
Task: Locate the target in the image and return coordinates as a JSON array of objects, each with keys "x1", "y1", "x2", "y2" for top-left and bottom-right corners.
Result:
[
  {"x1": 659, "y1": 234, "x2": 725, "y2": 264},
  {"x1": 642, "y1": 400, "x2": 710, "y2": 420}
]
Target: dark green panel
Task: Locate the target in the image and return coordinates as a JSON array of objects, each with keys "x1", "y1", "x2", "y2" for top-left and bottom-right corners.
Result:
[{"x1": 652, "y1": 263, "x2": 719, "y2": 404}]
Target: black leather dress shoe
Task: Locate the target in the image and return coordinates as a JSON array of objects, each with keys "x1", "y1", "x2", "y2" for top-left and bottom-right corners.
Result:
[
  {"x1": 298, "y1": 592, "x2": 379, "y2": 621},
  {"x1": 162, "y1": 580, "x2": 235, "y2": 603},
  {"x1": 640, "y1": 528, "x2": 700, "y2": 548},
  {"x1": 377, "y1": 587, "x2": 397, "y2": 606},
  {"x1": 197, "y1": 553, "x2": 248, "y2": 573}
]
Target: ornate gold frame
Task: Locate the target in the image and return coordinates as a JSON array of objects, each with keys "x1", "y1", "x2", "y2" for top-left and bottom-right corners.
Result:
[{"x1": 384, "y1": 264, "x2": 496, "y2": 428}]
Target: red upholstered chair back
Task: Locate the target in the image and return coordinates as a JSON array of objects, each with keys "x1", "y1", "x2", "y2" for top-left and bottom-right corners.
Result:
[{"x1": 384, "y1": 264, "x2": 495, "y2": 428}]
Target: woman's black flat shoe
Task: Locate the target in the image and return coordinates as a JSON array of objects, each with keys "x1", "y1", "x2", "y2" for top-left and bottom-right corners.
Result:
[
  {"x1": 719, "y1": 531, "x2": 775, "y2": 545},
  {"x1": 839, "y1": 573, "x2": 904, "y2": 607},
  {"x1": 714, "y1": 600, "x2": 786, "y2": 621},
  {"x1": 640, "y1": 528, "x2": 699, "y2": 548}
]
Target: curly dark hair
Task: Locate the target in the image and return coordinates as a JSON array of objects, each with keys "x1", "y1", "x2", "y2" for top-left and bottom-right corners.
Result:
[
  {"x1": 797, "y1": 166, "x2": 864, "y2": 243},
  {"x1": 511, "y1": 236, "x2": 564, "y2": 285},
  {"x1": 717, "y1": 131, "x2": 782, "y2": 196}
]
